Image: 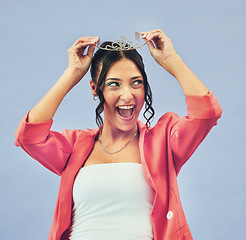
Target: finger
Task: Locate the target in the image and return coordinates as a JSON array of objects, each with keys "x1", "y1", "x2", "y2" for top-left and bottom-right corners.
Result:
[
  {"x1": 73, "y1": 37, "x2": 95, "y2": 47},
  {"x1": 69, "y1": 42, "x2": 88, "y2": 55},
  {"x1": 78, "y1": 37, "x2": 99, "y2": 56},
  {"x1": 142, "y1": 32, "x2": 164, "y2": 47},
  {"x1": 141, "y1": 29, "x2": 166, "y2": 39},
  {"x1": 142, "y1": 38, "x2": 155, "y2": 53},
  {"x1": 87, "y1": 44, "x2": 96, "y2": 59},
  {"x1": 70, "y1": 40, "x2": 97, "y2": 54},
  {"x1": 72, "y1": 37, "x2": 99, "y2": 47},
  {"x1": 141, "y1": 32, "x2": 148, "y2": 38},
  {"x1": 72, "y1": 38, "x2": 89, "y2": 48},
  {"x1": 85, "y1": 37, "x2": 100, "y2": 57},
  {"x1": 76, "y1": 42, "x2": 88, "y2": 55},
  {"x1": 146, "y1": 31, "x2": 165, "y2": 41},
  {"x1": 141, "y1": 32, "x2": 150, "y2": 40},
  {"x1": 147, "y1": 32, "x2": 166, "y2": 43},
  {"x1": 141, "y1": 32, "x2": 156, "y2": 41}
]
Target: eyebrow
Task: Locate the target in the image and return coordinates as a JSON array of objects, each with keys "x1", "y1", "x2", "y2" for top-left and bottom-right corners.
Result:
[{"x1": 105, "y1": 76, "x2": 143, "y2": 82}]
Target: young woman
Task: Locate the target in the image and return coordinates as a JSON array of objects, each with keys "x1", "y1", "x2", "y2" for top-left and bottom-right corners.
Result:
[{"x1": 15, "y1": 29, "x2": 222, "y2": 240}]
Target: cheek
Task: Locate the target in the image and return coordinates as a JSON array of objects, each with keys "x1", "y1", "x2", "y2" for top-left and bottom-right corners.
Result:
[
  {"x1": 137, "y1": 90, "x2": 145, "y2": 106},
  {"x1": 107, "y1": 93, "x2": 117, "y2": 102},
  {"x1": 103, "y1": 92, "x2": 118, "y2": 109}
]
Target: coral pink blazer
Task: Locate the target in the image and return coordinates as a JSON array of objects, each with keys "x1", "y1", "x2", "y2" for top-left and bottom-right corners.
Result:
[{"x1": 15, "y1": 91, "x2": 222, "y2": 240}]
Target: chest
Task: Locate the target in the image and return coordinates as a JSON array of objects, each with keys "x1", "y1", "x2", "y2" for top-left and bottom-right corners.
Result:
[{"x1": 83, "y1": 138, "x2": 141, "y2": 168}]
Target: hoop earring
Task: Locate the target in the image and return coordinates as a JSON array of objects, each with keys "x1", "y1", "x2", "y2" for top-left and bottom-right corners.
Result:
[{"x1": 93, "y1": 96, "x2": 98, "y2": 101}]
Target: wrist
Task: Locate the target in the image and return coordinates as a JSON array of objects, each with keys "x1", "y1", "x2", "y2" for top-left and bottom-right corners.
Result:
[
  {"x1": 57, "y1": 66, "x2": 85, "y2": 92},
  {"x1": 66, "y1": 65, "x2": 85, "y2": 80},
  {"x1": 160, "y1": 54, "x2": 183, "y2": 76}
]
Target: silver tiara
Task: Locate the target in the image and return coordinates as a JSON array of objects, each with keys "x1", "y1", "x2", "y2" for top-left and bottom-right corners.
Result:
[{"x1": 95, "y1": 31, "x2": 146, "y2": 51}]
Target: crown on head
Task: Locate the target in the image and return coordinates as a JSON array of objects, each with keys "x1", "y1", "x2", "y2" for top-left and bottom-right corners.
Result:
[{"x1": 95, "y1": 31, "x2": 146, "y2": 51}]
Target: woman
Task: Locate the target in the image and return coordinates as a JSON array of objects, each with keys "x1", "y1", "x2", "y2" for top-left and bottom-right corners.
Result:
[{"x1": 15, "y1": 29, "x2": 222, "y2": 240}]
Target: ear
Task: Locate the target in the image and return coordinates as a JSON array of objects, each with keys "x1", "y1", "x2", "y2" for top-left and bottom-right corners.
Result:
[{"x1": 89, "y1": 80, "x2": 98, "y2": 97}]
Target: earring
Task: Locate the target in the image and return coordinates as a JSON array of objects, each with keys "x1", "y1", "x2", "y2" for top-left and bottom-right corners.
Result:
[{"x1": 93, "y1": 96, "x2": 98, "y2": 101}]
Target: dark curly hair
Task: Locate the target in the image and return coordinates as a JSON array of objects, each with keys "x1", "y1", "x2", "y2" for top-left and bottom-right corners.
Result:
[{"x1": 90, "y1": 42, "x2": 155, "y2": 129}]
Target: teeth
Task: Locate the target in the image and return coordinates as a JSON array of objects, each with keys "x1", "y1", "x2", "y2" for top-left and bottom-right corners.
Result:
[{"x1": 117, "y1": 106, "x2": 134, "y2": 109}]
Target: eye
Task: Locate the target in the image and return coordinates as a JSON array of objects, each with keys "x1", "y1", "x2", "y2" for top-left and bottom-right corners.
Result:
[
  {"x1": 131, "y1": 80, "x2": 143, "y2": 88},
  {"x1": 106, "y1": 82, "x2": 120, "y2": 87}
]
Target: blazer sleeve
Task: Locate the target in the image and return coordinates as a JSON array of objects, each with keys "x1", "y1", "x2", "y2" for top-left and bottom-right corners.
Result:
[
  {"x1": 170, "y1": 90, "x2": 222, "y2": 175},
  {"x1": 15, "y1": 111, "x2": 81, "y2": 176}
]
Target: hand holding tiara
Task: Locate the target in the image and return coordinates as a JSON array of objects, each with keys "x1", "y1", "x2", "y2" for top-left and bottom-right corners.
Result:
[
  {"x1": 93, "y1": 29, "x2": 179, "y2": 76},
  {"x1": 67, "y1": 36, "x2": 100, "y2": 81},
  {"x1": 141, "y1": 29, "x2": 178, "y2": 69}
]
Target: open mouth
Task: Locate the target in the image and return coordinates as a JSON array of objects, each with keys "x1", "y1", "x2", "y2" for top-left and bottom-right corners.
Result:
[{"x1": 116, "y1": 105, "x2": 135, "y2": 118}]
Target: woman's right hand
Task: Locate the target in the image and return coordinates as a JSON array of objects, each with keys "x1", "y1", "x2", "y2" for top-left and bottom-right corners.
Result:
[
  {"x1": 27, "y1": 37, "x2": 99, "y2": 123},
  {"x1": 67, "y1": 37, "x2": 100, "y2": 82}
]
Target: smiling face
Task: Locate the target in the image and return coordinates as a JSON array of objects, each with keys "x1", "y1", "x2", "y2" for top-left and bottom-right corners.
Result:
[
  {"x1": 90, "y1": 46, "x2": 154, "y2": 130},
  {"x1": 101, "y1": 58, "x2": 145, "y2": 133}
]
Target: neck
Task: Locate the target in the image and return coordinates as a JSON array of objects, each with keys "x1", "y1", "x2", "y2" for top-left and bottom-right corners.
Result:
[{"x1": 99, "y1": 124, "x2": 138, "y2": 144}]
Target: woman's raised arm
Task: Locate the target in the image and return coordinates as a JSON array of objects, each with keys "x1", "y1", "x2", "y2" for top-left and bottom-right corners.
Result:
[
  {"x1": 28, "y1": 37, "x2": 99, "y2": 123},
  {"x1": 141, "y1": 29, "x2": 209, "y2": 96}
]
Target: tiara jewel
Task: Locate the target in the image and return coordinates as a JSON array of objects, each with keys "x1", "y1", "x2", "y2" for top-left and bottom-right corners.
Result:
[{"x1": 95, "y1": 31, "x2": 146, "y2": 51}]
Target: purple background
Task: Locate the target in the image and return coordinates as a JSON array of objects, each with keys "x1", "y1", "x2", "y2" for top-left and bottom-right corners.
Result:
[{"x1": 1, "y1": 0, "x2": 245, "y2": 239}]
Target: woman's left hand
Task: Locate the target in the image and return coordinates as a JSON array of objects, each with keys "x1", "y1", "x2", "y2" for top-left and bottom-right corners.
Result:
[
  {"x1": 142, "y1": 29, "x2": 209, "y2": 96},
  {"x1": 141, "y1": 29, "x2": 178, "y2": 70}
]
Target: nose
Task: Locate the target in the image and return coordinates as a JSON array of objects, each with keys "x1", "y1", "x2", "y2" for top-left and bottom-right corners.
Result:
[{"x1": 120, "y1": 86, "x2": 133, "y2": 103}]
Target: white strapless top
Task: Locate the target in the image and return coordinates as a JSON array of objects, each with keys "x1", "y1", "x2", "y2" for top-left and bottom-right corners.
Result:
[{"x1": 70, "y1": 163, "x2": 155, "y2": 240}]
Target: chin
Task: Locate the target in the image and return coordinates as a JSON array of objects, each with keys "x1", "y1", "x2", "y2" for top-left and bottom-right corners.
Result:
[{"x1": 116, "y1": 118, "x2": 139, "y2": 132}]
